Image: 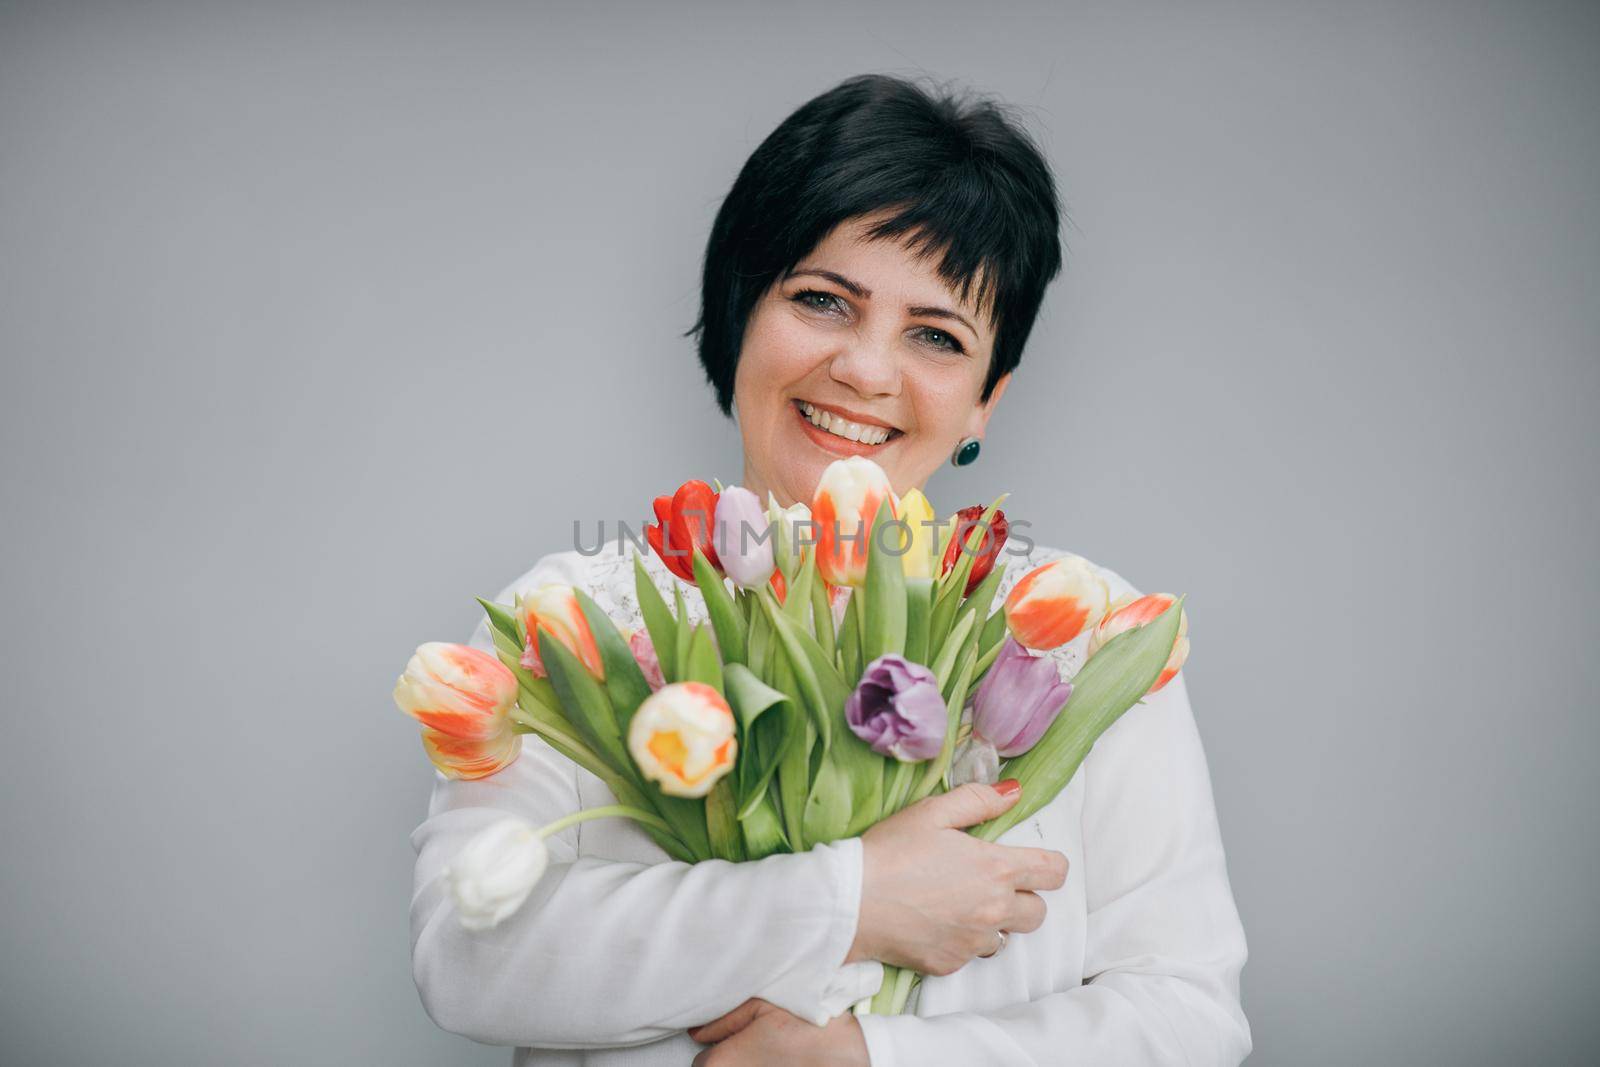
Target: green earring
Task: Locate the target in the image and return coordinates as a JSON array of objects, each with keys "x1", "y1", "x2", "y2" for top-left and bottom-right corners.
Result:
[{"x1": 951, "y1": 436, "x2": 981, "y2": 467}]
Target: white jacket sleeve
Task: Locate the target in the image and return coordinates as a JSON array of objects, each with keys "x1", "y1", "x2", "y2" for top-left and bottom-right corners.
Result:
[
  {"x1": 408, "y1": 559, "x2": 883, "y2": 1049},
  {"x1": 856, "y1": 672, "x2": 1252, "y2": 1066}
]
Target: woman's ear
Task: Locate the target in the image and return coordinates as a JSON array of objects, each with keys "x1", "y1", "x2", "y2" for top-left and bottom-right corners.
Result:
[{"x1": 965, "y1": 372, "x2": 1012, "y2": 439}]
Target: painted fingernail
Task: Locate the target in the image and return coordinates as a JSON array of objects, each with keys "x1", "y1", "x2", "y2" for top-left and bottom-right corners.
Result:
[{"x1": 994, "y1": 778, "x2": 1021, "y2": 798}]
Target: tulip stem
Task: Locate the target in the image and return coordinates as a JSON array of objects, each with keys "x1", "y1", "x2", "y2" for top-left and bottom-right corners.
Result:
[{"x1": 535, "y1": 804, "x2": 674, "y2": 841}]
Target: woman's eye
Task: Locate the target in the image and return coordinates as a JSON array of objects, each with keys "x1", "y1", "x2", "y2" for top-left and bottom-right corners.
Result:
[
  {"x1": 792, "y1": 290, "x2": 846, "y2": 316},
  {"x1": 914, "y1": 326, "x2": 964, "y2": 354}
]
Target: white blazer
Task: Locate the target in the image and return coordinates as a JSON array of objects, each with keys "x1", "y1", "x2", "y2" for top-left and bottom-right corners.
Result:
[{"x1": 409, "y1": 539, "x2": 1252, "y2": 1065}]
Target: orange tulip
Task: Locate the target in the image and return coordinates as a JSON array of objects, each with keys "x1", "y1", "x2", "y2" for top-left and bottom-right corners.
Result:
[
  {"x1": 394, "y1": 642, "x2": 522, "y2": 780},
  {"x1": 518, "y1": 584, "x2": 605, "y2": 680},
  {"x1": 812, "y1": 457, "x2": 896, "y2": 588},
  {"x1": 1087, "y1": 594, "x2": 1190, "y2": 693},
  {"x1": 1003, "y1": 555, "x2": 1111, "y2": 650}
]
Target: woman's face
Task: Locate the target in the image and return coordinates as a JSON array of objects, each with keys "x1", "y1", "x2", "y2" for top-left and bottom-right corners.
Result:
[{"x1": 733, "y1": 212, "x2": 1009, "y2": 507}]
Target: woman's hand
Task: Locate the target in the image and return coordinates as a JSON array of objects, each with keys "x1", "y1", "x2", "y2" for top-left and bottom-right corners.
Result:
[
  {"x1": 689, "y1": 999, "x2": 867, "y2": 1066},
  {"x1": 847, "y1": 780, "x2": 1069, "y2": 975}
]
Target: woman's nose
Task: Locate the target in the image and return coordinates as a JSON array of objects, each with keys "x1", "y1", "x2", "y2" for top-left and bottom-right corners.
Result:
[{"x1": 827, "y1": 336, "x2": 901, "y2": 399}]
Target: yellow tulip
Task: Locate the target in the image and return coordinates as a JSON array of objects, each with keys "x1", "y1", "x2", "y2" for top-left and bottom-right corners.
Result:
[{"x1": 896, "y1": 488, "x2": 941, "y2": 579}]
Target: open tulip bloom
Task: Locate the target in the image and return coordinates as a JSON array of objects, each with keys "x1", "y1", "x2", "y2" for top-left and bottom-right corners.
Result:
[{"x1": 394, "y1": 456, "x2": 1188, "y2": 1017}]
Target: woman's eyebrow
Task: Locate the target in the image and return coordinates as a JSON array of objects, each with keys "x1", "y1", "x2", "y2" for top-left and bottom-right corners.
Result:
[
  {"x1": 906, "y1": 304, "x2": 977, "y2": 337},
  {"x1": 787, "y1": 267, "x2": 978, "y2": 336},
  {"x1": 786, "y1": 267, "x2": 871, "y2": 299}
]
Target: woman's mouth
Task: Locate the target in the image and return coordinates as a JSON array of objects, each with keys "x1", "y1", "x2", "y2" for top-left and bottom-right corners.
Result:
[{"x1": 792, "y1": 399, "x2": 902, "y2": 456}]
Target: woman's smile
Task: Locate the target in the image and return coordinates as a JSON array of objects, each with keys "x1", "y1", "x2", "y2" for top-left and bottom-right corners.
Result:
[{"x1": 791, "y1": 398, "x2": 904, "y2": 456}]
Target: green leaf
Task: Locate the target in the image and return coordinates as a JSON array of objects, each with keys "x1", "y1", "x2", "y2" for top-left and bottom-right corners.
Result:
[
  {"x1": 684, "y1": 623, "x2": 724, "y2": 693},
  {"x1": 783, "y1": 550, "x2": 817, "y2": 625},
  {"x1": 724, "y1": 663, "x2": 801, "y2": 819},
  {"x1": 928, "y1": 611, "x2": 977, "y2": 691},
  {"x1": 802, "y1": 756, "x2": 853, "y2": 844},
  {"x1": 538, "y1": 628, "x2": 630, "y2": 775},
  {"x1": 574, "y1": 588, "x2": 653, "y2": 742},
  {"x1": 928, "y1": 495, "x2": 1005, "y2": 651},
  {"x1": 693, "y1": 547, "x2": 748, "y2": 665},
  {"x1": 672, "y1": 584, "x2": 692, "y2": 684},
  {"x1": 758, "y1": 594, "x2": 833, "y2": 750},
  {"x1": 973, "y1": 596, "x2": 1186, "y2": 842},
  {"x1": 910, "y1": 635, "x2": 980, "y2": 802},
  {"x1": 705, "y1": 777, "x2": 746, "y2": 861},
  {"x1": 904, "y1": 577, "x2": 934, "y2": 666},
  {"x1": 772, "y1": 656, "x2": 813, "y2": 851},
  {"x1": 836, "y1": 587, "x2": 861, "y2": 684},
  {"x1": 808, "y1": 564, "x2": 836, "y2": 661},
  {"x1": 747, "y1": 601, "x2": 773, "y2": 685},
  {"x1": 477, "y1": 597, "x2": 523, "y2": 651},
  {"x1": 738, "y1": 788, "x2": 789, "y2": 860},
  {"x1": 634, "y1": 556, "x2": 680, "y2": 685},
  {"x1": 953, "y1": 561, "x2": 1006, "y2": 641},
  {"x1": 979, "y1": 605, "x2": 1009, "y2": 659},
  {"x1": 863, "y1": 496, "x2": 907, "y2": 664}
]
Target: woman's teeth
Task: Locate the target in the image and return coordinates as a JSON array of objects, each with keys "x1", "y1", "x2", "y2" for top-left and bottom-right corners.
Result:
[{"x1": 799, "y1": 401, "x2": 893, "y2": 445}]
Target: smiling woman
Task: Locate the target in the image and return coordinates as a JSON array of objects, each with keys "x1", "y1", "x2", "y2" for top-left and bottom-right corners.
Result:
[{"x1": 409, "y1": 73, "x2": 1250, "y2": 1067}]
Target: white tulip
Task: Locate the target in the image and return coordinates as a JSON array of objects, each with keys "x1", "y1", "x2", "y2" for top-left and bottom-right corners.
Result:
[
  {"x1": 445, "y1": 817, "x2": 550, "y2": 931},
  {"x1": 766, "y1": 493, "x2": 815, "y2": 580}
]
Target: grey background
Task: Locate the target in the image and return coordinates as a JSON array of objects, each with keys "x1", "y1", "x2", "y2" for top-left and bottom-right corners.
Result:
[{"x1": 2, "y1": 2, "x2": 1596, "y2": 1064}]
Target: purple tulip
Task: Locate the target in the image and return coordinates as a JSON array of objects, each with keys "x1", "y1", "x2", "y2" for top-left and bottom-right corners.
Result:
[
  {"x1": 969, "y1": 637, "x2": 1073, "y2": 757},
  {"x1": 845, "y1": 654, "x2": 947, "y2": 762}
]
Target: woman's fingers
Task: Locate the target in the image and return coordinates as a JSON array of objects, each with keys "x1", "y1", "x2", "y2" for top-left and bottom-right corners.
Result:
[
  {"x1": 688, "y1": 997, "x2": 770, "y2": 1045},
  {"x1": 908, "y1": 780, "x2": 1022, "y2": 830},
  {"x1": 1002, "y1": 846, "x2": 1069, "y2": 891},
  {"x1": 1006, "y1": 890, "x2": 1048, "y2": 934}
]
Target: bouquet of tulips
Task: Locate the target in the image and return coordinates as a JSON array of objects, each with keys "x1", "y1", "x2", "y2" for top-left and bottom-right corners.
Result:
[{"x1": 394, "y1": 456, "x2": 1189, "y2": 1017}]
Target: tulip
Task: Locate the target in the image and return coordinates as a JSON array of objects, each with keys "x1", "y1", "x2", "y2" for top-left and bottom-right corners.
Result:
[
  {"x1": 646, "y1": 480, "x2": 721, "y2": 582},
  {"x1": 812, "y1": 456, "x2": 896, "y2": 588},
  {"x1": 446, "y1": 817, "x2": 550, "y2": 930},
  {"x1": 1087, "y1": 593, "x2": 1190, "y2": 693},
  {"x1": 767, "y1": 494, "x2": 815, "y2": 581},
  {"x1": 627, "y1": 626, "x2": 666, "y2": 691},
  {"x1": 845, "y1": 654, "x2": 947, "y2": 762},
  {"x1": 896, "y1": 488, "x2": 941, "y2": 580},
  {"x1": 518, "y1": 584, "x2": 605, "y2": 680},
  {"x1": 1004, "y1": 554, "x2": 1111, "y2": 651},
  {"x1": 627, "y1": 681, "x2": 738, "y2": 798},
  {"x1": 948, "y1": 732, "x2": 1001, "y2": 788},
  {"x1": 714, "y1": 486, "x2": 776, "y2": 589},
  {"x1": 969, "y1": 637, "x2": 1073, "y2": 756},
  {"x1": 941, "y1": 505, "x2": 1009, "y2": 595},
  {"x1": 393, "y1": 642, "x2": 522, "y2": 780}
]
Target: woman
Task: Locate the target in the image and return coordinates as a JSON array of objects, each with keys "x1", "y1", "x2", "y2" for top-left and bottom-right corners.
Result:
[{"x1": 410, "y1": 74, "x2": 1251, "y2": 1065}]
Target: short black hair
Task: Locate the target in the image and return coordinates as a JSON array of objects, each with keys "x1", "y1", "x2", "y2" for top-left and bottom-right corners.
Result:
[{"x1": 689, "y1": 73, "x2": 1065, "y2": 415}]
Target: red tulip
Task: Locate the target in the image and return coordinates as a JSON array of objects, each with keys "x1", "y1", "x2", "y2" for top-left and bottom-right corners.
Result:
[
  {"x1": 941, "y1": 505, "x2": 1009, "y2": 594},
  {"x1": 646, "y1": 480, "x2": 722, "y2": 582}
]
